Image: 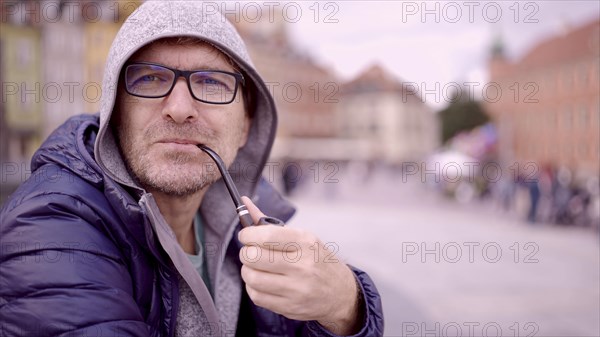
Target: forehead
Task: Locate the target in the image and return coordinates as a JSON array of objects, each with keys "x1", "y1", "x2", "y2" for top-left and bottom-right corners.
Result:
[{"x1": 129, "y1": 40, "x2": 235, "y2": 71}]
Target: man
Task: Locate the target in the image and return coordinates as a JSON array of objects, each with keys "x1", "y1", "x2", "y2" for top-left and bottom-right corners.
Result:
[{"x1": 0, "y1": 2, "x2": 383, "y2": 336}]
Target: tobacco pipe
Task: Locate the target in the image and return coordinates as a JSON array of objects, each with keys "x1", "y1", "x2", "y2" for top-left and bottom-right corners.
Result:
[{"x1": 198, "y1": 144, "x2": 284, "y2": 227}]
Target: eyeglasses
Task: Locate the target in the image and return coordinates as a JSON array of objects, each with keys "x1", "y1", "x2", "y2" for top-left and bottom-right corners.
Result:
[{"x1": 123, "y1": 62, "x2": 245, "y2": 104}]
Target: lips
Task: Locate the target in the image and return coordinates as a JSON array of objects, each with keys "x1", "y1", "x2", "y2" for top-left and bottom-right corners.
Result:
[
  {"x1": 157, "y1": 139, "x2": 201, "y2": 145},
  {"x1": 154, "y1": 139, "x2": 206, "y2": 153}
]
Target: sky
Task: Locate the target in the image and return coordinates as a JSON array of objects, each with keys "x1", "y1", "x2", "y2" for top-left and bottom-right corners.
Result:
[{"x1": 281, "y1": 1, "x2": 600, "y2": 109}]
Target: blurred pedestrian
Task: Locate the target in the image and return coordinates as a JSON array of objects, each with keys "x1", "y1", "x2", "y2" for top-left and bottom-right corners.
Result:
[{"x1": 527, "y1": 177, "x2": 541, "y2": 223}]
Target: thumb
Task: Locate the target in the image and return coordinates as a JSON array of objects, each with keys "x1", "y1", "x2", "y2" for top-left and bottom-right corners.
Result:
[{"x1": 241, "y1": 196, "x2": 265, "y2": 224}]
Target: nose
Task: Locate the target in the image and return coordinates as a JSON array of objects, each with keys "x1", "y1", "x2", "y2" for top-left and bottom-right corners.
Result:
[{"x1": 162, "y1": 77, "x2": 198, "y2": 123}]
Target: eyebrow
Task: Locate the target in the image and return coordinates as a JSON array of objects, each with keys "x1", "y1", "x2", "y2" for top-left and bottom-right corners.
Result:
[
  {"x1": 132, "y1": 61, "x2": 235, "y2": 72},
  {"x1": 184, "y1": 64, "x2": 233, "y2": 72}
]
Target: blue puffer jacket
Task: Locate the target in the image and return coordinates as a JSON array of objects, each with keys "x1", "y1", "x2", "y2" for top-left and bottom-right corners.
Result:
[{"x1": 0, "y1": 114, "x2": 384, "y2": 336}]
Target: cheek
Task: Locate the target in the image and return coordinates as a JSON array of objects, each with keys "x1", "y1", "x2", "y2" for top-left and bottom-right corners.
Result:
[
  {"x1": 215, "y1": 104, "x2": 249, "y2": 143},
  {"x1": 232, "y1": 115, "x2": 250, "y2": 147},
  {"x1": 215, "y1": 114, "x2": 249, "y2": 166},
  {"x1": 114, "y1": 110, "x2": 133, "y2": 142},
  {"x1": 115, "y1": 93, "x2": 132, "y2": 131},
  {"x1": 115, "y1": 96, "x2": 150, "y2": 141},
  {"x1": 241, "y1": 120, "x2": 250, "y2": 146}
]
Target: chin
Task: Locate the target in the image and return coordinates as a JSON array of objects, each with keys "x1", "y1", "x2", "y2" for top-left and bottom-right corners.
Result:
[{"x1": 141, "y1": 162, "x2": 217, "y2": 197}]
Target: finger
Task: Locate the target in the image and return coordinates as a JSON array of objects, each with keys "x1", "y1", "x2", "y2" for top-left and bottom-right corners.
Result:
[
  {"x1": 241, "y1": 265, "x2": 289, "y2": 295},
  {"x1": 238, "y1": 222, "x2": 289, "y2": 246},
  {"x1": 241, "y1": 196, "x2": 265, "y2": 223},
  {"x1": 239, "y1": 225, "x2": 314, "y2": 248},
  {"x1": 245, "y1": 283, "x2": 286, "y2": 313},
  {"x1": 239, "y1": 244, "x2": 290, "y2": 272},
  {"x1": 244, "y1": 284, "x2": 310, "y2": 321},
  {"x1": 239, "y1": 244, "x2": 305, "y2": 274}
]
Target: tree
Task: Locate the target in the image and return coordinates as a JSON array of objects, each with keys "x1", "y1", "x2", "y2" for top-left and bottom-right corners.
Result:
[{"x1": 437, "y1": 96, "x2": 490, "y2": 144}]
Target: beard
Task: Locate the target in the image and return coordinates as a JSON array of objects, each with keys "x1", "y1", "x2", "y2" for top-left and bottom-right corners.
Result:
[{"x1": 116, "y1": 120, "x2": 221, "y2": 197}]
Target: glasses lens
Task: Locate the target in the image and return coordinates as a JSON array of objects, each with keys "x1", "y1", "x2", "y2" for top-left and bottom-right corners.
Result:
[
  {"x1": 190, "y1": 71, "x2": 238, "y2": 103},
  {"x1": 125, "y1": 64, "x2": 175, "y2": 97}
]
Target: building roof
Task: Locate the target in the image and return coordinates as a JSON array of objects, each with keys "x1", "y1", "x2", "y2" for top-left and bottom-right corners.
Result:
[
  {"x1": 519, "y1": 18, "x2": 599, "y2": 69},
  {"x1": 342, "y1": 64, "x2": 403, "y2": 93},
  {"x1": 341, "y1": 64, "x2": 424, "y2": 104}
]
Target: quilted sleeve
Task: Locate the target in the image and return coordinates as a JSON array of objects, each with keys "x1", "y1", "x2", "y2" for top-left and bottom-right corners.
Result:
[{"x1": 0, "y1": 193, "x2": 150, "y2": 336}]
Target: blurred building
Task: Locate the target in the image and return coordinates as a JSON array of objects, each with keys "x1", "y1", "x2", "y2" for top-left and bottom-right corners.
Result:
[
  {"x1": 337, "y1": 64, "x2": 439, "y2": 164},
  {"x1": 1, "y1": 0, "x2": 139, "y2": 158},
  {"x1": 233, "y1": 12, "x2": 340, "y2": 161},
  {"x1": 1, "y1": 0, "x2": 138, "y2": 203},
  {"x1": 2, "y1": 1, "x2": 441, "y2": 169},
  {"x1": 43, "y1": 19, "x2": 85, "y2": 139},
  {"x1": 0, "y1": 23, "x2": 43, "y2": 164},
  {"x1": 234, "y1": 10, "x2": 439, "y2": 164},
  {"x1": 83, "y1": 20, "x2": 120, "y2": 113},
  {"x1": 486, "y1": 19, "x2": 600, "y2": 179}
]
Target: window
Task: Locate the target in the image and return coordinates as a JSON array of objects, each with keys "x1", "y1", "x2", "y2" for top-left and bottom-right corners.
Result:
[
  {"x1": 17, "y1": 38, "x2": 32, "y2": 68},
  {"x1": 579, "y1": 63, "x2": 589, "y2": 85},
  {"x1": 548, "y1": 109, "x2": 557, "y2": 129},
  {"x1": 563, "y1": 106, "x2": 572, "y2": 129},
  {"x1": 563, "y1": 142, "x2": 571, "y2": 157},
  {"x1": 591, "y1": 63, "x2": 599, "y2": 84},
  {"x1": 528, "y1": 141, "x2": 536, "y2": 156},
  {"x1": 579, "y1": 105, "x2": 589, "y2": 128},
  {"x1": 563, "y1": 68, "x2": 573, "y2": 89},
  {"x1": 579, "y1": 142, "x2": 588, "y2": 157},
  {"x1": 545, "y1": 72, "x2": 555, "y2": 93}
]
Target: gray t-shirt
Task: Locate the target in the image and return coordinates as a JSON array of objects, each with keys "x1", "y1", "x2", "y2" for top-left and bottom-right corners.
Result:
[
  {"x1": 186, "y1": 213, "x2": 212, "y2": 296},
  {"x1": 175, "y1": 214, "x2": 215, "y2": 337}
]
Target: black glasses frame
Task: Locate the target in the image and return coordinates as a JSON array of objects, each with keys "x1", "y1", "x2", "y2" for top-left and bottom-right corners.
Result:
[{"x1": 123, "y1": 62, "x2": 245, "y2": 105}]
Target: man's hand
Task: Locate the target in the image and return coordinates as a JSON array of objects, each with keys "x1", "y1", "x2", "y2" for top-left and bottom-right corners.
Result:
[{"x1": 238, "y1": 196, "x2": 363, "y2": 335}]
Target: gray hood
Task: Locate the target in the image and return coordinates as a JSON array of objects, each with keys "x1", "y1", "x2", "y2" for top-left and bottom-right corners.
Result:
[
  {"x1": 93, "y1": 2, "x2": 281, "y2": 332},
  {"x1": 94, "y1": 1, "x2": 277, "y2": 230}
]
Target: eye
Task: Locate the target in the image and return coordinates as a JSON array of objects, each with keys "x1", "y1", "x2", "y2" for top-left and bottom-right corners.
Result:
[
  {"x1": 126, "y1": 64, "x2": 172, "y2": 88},
  {"x1": 139, "y1": 75, "x2": 159, "y2": 82},
  {"x1": 133, "y1": 74, "x2": 168, "y2": 85},
  {"x1": 192, "y1": 72, "x2": 237, "y2": 91},
  {"x1": 196, "y1": 76, "x2": 226, "y2": 87}
]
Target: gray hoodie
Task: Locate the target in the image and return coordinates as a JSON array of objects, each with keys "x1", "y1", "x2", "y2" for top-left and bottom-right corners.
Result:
[{"x1": 93, "y1": 1, "x2": 281, "y2": 335}]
